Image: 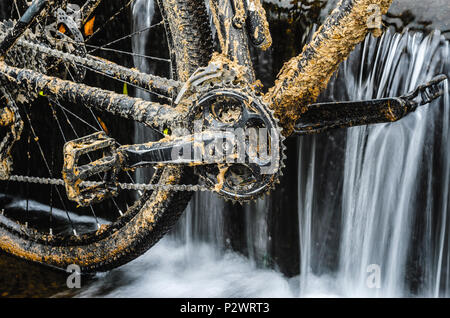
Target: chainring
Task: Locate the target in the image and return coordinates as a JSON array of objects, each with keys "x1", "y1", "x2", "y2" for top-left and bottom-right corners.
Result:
[{"x1": 193, "y1": 87, "x2": 286, "y2": 203}]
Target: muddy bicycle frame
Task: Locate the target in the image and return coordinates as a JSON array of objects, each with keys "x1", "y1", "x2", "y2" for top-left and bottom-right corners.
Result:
[
  {"x1": 0, "y1": 0, "x2": 448, "y2": 272},
  {"x1": 0, "y1": 0, "x2": 409, "y2": 138}
]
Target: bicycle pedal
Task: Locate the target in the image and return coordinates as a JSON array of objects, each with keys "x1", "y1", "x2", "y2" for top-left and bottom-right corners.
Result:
[
  {"x1": 62, "y1": 131, "x2": 122, "y2": 207},
  {"x1": 402, "y1": 74, "x2": 447, "y2": 106}
]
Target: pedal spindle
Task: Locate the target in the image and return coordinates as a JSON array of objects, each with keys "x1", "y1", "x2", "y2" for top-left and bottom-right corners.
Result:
[{"x1": 62, "y1": 132, "x2": 121, "y2": 207}]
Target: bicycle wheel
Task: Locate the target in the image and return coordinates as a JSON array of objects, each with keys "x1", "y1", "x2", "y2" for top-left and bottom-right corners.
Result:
[{"x1": 0, "y1": 0, "x2": 212, "y2": 272}]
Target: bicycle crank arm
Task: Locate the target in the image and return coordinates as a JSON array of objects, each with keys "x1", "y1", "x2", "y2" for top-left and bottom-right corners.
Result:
[
  {"x1": 63, "y1": 129, "x2": 277, "y2": 206},
  {"x1": 119, "y1": 130, "x2": 273, "y2": 170},
  {"x1": 294, "y1": 74, "x2": 447, "y2": 134}
]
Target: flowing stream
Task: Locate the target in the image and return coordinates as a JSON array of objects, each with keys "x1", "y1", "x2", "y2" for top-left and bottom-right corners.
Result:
[
  {"x1": 298, "y1": 29, "x2": 450, "y2": 298},
  {"x1": 75, "y1": 0, "x2": 450, "y2": 297}
]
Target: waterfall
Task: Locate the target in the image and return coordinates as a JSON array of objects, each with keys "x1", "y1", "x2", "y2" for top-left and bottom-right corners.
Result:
[
  {"x1": 132, "y1": 0, "x2": 155, "y2": 78},
  {"x1": 298, "y1": 28, "x2": 450, "y2": 297},
  {"x1": 132, "y1": 0, "x2": 157, "y2": 183}
]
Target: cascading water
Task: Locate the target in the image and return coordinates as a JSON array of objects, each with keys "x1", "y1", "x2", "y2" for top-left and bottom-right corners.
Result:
[
  {"x1": 131, "y1": 0, "x2": 156, "y2": 183},
  {"x1": 298, "y1": 28, "x2": 450, "y2": 297},
  {"x1": 77, "y1": 4, "x2": 449, "y2": 297}
]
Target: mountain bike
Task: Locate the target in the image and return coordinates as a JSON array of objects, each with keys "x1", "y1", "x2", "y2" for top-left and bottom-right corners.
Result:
[{"x1": 0, "y1": 0, "x2": 446, "y2": 272}]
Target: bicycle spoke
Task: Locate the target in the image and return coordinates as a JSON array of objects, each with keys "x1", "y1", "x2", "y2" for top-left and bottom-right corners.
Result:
[
  {"x1": 88, "y1": 107, "x2": 105, "y2": 132},
  {"x1": 88, "y1": 21, "x2": 164, "y2": 54},
  {"x1": 111, "y1": 198, "x2": 124, "y2": 217},
  {"x1": 53, "y1": 100, "x2": 90, "y2": 139},
  {"x1": 84, "y1": 103, "x2": 143, "y2": 203},
  {"x1": 85, "y1": 107, "x2": 145, "y2": 197},
  {"x1": 0, "y1": 31, "x2": 181, "y2": 99},
  {"x1": 86, "y1": 44, "x2": 170, "y2": 63},
  {"x1": 49, "y1": 88, "x2": 157, "y2": 209},
  {"x1": 49, "y1": 122, "x2": 56, "y2": 234},
  {"x1": 0, "y1": 91, "x2": 76, "y2": 235},
  {"x1": 89, "y1": 205, "x2": 100, "y2": 229},
  {"x1": 12, "y1": 0, "x2": 21, "y2": 19},
  {"x1": 85, "y1": 0, "x2": 135, "y2": 42},
  {"x1": 26, "y1": 132, "x2": 30, "y2": 214},
  {"x1": 49, "y1": 93, "x2": 107, "y2": 229},
  {"x1": 53, "y1": 34, "x2": 170, "y2": 64},
  {"x1": 53, "y1": 100, "x2": 99, "y2": 132},
  {"x1": 18, "y1": 94, "x2": 77, "y2": 235}
]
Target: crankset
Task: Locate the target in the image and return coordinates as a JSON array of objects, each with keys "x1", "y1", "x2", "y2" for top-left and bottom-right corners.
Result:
[
  {"x1": 62, "y1": 91, "x2": 284, "y2": 205},
  {"x1": 192, "y1": 88, "x2": 284, "y2": 202}
]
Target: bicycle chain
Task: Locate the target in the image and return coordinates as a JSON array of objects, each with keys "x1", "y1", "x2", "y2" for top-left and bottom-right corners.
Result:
[{"x1": 7, "y1": 174, "x2": 210, "y2": 192}]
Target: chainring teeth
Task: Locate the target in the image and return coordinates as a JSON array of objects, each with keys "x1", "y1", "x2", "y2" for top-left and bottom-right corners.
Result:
[{"x1": 194, "y1": 84, "x2": 286, "y2": 203}]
